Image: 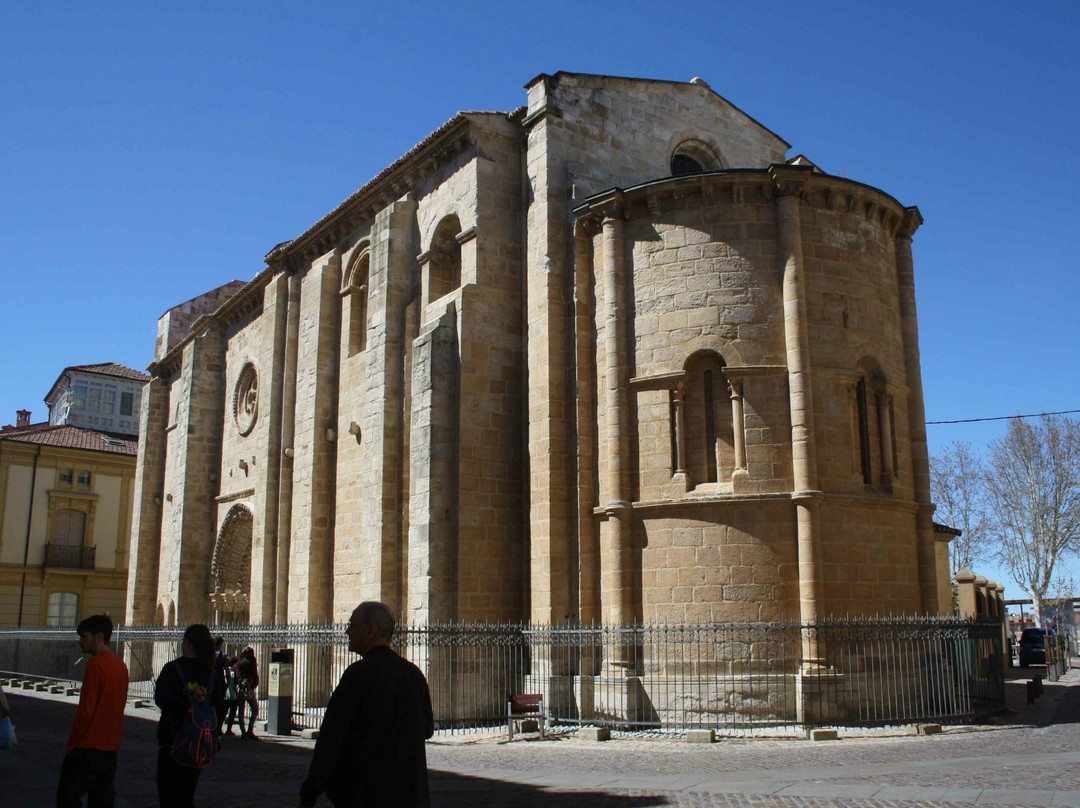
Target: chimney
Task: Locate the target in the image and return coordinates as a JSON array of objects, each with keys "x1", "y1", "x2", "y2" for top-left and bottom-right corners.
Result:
[{"x1": 16, "y1": 409, "x2": 30, "y2": 427}]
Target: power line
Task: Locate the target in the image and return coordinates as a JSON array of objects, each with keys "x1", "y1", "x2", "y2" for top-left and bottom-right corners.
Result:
[{"x1": 926, "y1": 408, "x2": 1080, "y2": 426}]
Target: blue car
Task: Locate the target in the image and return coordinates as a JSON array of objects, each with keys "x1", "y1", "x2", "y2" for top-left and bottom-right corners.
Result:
[{"x1": 1018, "y1": 627, "x2": 1056, "y2": 667}]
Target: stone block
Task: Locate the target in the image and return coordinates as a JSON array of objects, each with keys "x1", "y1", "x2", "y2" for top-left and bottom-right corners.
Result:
[
  {"x1": 577, "y1": 726, "x2": 610, "y2": 742},
  {"x1": 49, "y1": 685, "x2": 64, "y2": 694},
  {"x1": 685, "y1": 729, "x2": 715, "y2": 743},
  {"x1": 34, "y1": 683, "x2": 46, "y2": 691},
  {"x1": 300, "y1": 728, "x2": 320, "y2": 740},
  {"x1": 64, "y1": 688, "x2": 78, "y2": 696},
  {"x1": 916, "y1": 723, "x2": 942, "y2": 735},
  {"x1": 810, "y1": 728, "x2": 839, "y2": 741}
]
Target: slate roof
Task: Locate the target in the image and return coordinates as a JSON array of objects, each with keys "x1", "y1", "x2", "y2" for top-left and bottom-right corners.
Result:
[{"x1": 0, "y1": 422, "x2": 138, "y2": 456}]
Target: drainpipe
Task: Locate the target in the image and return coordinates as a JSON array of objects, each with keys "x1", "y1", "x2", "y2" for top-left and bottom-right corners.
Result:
[{"x1": 17, "y1": 445, "x2": 43, "y2": 627}]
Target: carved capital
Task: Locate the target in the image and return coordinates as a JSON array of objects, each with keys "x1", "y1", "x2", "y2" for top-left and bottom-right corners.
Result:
[
  {"x1": 899, "y1": 206, "x2": 924, "y2": 239},
  {"x1": 768, "y1": 164, "x2": 814, "y2": 199}
]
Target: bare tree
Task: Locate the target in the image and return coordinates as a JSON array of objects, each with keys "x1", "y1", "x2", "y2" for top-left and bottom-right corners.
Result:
[
  {"x1": 930, "y1": 440, "x2": 990, "y2": 574},
  {"x1": 985, "y1": 415, "x2": 1080, "y2": 627}
]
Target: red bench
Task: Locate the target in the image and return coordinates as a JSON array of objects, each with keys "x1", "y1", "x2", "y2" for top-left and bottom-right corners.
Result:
[{"x1": 507, "y1": 693, "x2": 545, "y2": 741}]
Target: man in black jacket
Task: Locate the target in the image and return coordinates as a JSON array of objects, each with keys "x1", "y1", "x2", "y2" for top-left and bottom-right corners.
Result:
[{"x1": 300, "y1": 601, "x2": 434, "y2": 807}]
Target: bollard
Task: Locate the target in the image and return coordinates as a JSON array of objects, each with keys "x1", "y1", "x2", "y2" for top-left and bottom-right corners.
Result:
[{"x1": 267, "y1": 648, "x2": 294, "y2": 736}]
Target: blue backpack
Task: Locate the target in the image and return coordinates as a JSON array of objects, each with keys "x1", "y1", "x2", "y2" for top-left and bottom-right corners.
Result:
[{"x1": 169, "y1": 661, "x2": 217, "y2": 769}]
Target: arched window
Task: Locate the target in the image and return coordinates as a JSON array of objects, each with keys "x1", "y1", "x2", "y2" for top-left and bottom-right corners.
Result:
[
  {"x1": 683, "y1": 351, "x2": 734, "y2": 487},
  {"x1": 853, "y1": 358, "x2": 895, "y2": 491},
  {"x1": 428, "y1": 215, "x2": 462, "y2": 301},
  {"x1": 343, "y1": 251, "x2": 370, "y2": 356},
  {"x1": 670, "y1": 139, "x2": 723, "y2": 176},
  {"x1": 46, "y1": 591, "x2": 79, "y2": 626}
]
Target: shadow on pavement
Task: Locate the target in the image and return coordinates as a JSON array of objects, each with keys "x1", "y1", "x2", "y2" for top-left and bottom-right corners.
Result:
[
  {"x1": 431, "y1": 770, "x2": 670, "y2": 806},
  {"x1": 999, "y1": 663, "x2": 1080, "y2": 727},
  {"x1": 1, "y1": 692, "x2": 670, "y2": 806}
]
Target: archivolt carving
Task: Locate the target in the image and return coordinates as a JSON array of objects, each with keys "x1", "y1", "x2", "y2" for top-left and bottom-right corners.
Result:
[{"x1": 211, "y1": 504, "x2": 253, "y2": 600}]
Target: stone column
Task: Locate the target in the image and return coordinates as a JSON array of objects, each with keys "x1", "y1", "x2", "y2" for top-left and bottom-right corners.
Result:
[
  {"x1": 175, "y1": 322, "x2": 226, "y2": 623},
  {"x1": 896, "y1": 208, "x2": 938, "y2": 614},
  {"x1": 770, "y1": 165, "x2": 825, "y2": 665},
  {"x1": 673, "y1": 384, "x2": 688, "y2": 480},
  {"x1": 729, "y1": 380, "x2": 746, "y2": 472},
  {"x1": 407, "y1": 308, "x2": 460, "y2": 624},
  {"x1": 876, "y1": 390, "x2": 894, "y2": 487},
  {"x1": 275, "y1": 268, "x2": 301, "y2": 623},
  {"x1": 287, "y1": 251, "x2": 341, "y2": 624},
  {"x1": 125, "y1": 375, "x2": 169, "y2": 626},
  {"x1": 359, "y1": 196, "x2": 416, "y2": 616},
  {"x1": 599, "y1": 203, "x2": 632, "y2": 631}
]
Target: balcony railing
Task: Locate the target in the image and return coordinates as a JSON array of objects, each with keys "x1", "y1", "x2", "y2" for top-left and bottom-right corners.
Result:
[{"x1": 42, "y1": 544, "x2": 95, "y2": 569}]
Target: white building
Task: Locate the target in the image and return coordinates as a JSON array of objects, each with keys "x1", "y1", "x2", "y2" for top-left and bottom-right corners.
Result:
[{"x1": 45, "y1": 363, "x2": 150, "y2": 437}]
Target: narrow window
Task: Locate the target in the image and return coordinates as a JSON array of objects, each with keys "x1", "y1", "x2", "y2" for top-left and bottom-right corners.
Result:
[
  {"x1": 857, "y1": 377, "x2": 872, "y2": 485},
  {"x1": 77, "y1": 471, "x2": 91, "y2": 488},
  {"x1": 346, "y1": 253, "x2": 370, "y2": 356},
  {"x1": 120, "y1": 392, "x2": 134, "y2": 416},
  {"x1": 429, "y1": 216, "x2": 462, "y2": 302},
  {"x1": 58, "y1": 468, "x2": 73, "y2": 486},
  {"x1": 703, "y1": 370, "x2": 718, "y2": 482}
]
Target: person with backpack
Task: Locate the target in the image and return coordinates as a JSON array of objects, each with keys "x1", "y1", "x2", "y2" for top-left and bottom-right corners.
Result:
[
  {"x1": 154, "y1": 624, "x2": 225, "y2": 808},
  {"x1": 235, "y1": 646, "x2": 259, "y2": 740}
]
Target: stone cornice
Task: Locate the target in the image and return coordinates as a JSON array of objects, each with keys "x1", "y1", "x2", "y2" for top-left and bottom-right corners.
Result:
[
  {"x1": 573, "y1": 169, "x2": 912, "y2": 238},
  {"x1": 899, "y1": 206, "x2": 924, "y2": 239},
  {"x1": 265, "y1": 117, "x2": 478, "y2": 269}
]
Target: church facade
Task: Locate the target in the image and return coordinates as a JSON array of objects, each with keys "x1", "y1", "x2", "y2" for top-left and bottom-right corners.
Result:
[{"x1": 125, "y1": 72, "x2": 952, "y2": 633}]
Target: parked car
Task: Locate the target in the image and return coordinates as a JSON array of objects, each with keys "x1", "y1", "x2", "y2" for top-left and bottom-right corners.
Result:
[{"x1": 1018, "y1": 627, "x2": 1055, "y2": 667}]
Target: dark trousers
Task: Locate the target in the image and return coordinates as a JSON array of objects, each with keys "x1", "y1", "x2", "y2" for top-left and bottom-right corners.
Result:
[
  {"x1": 223, "y1": 699, "x2": 239, "y2": 732},
  {"x1": 237, "y1": 696, "x2": 257, "y2": 735},
  {"x1": 156, "y1": 746, "x2": 201, "y2": 808},
  {"x1": 56, "y1": 748, "x2": 118, "y2": 808}
]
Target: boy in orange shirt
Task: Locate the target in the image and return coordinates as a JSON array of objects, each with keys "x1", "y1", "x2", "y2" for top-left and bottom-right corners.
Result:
[{"x1": 57, "y1": 614, "x2": 129, "y2": 808}]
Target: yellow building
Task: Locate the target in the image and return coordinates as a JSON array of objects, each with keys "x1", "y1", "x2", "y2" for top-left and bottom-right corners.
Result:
[{"x1": 0, "y1": 415, "x2": 137, "y2": 626}]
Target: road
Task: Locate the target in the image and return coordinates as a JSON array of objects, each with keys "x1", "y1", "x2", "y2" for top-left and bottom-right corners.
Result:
[{"x1": 1, "y1": 664, "x2": 1077, "y2": 807}]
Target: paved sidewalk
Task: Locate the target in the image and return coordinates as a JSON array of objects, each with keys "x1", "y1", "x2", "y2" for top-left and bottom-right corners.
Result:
[{"x1": 1, "y1": 662, "x2": 1077, "y2": 807}]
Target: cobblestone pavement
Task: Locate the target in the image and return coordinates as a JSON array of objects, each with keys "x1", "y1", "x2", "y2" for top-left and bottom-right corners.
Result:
[{"x1": 1, "y1": 664, "x2": 1077, "y2": 807}]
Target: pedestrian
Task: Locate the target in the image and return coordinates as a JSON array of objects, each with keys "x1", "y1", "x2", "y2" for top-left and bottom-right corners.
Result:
[
  {"x1": 235, "y1": 646, "x2": 259, "y2": 740},
  {"x1": 56, "y1": 614, "x2": 130, "y2": 808},
  {"x1": 221, "y1": 656, "x2": 240, "y2": 735},
  {"x1": 154, "y1": 623, "x2": 225, "y2": 808},
  {"x1": 299, "y1": 601, "x2": 434, "y2": 807}
]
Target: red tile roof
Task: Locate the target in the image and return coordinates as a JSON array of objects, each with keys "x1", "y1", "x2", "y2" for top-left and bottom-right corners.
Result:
[
  {"x1": 45, "y1": 362, "x2": 150, "y2": 404},
  {"x1": 67, "y1": 362, "x2": 151, "y2": 382},
  {"x1": 0, "y1": 423, "x2": 137, "y2": 456}
]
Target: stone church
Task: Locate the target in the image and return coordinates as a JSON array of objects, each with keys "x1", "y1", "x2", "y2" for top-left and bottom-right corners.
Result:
[{"x1": 126, "y1": 72, "x2": 952, "y2": 633}]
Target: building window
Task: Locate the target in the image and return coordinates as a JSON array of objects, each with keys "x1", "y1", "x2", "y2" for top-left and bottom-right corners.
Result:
[
  {"x1": 670, "y1": 139, "x2": 722, "y2": 176},
  {"x1": 87, "y1": 386, "x2": 101, "y2": 412},
  {"x1": 683, "y1": 351, "x2": 733, "y2": 487},
  {"x1": 77, "y1": 471, "x2": 91, "y2": 488},
  {"x1": 74, "y1": 383, "x2": 87, "y2": 410},
  {"x1": 58, "y1": 469, "x2": 73, "y2": 487},
  {"x1": 102, "y1": 388, "x2": 116, "y2": 414},
  {"x1": 344, "y1": 252, "x2": 370, "y2": 356},
  {"x1": 55, "y1": 509, "x2": 86, "y2": 545},
  {"x1": 856, "y1": 377, "x2": 872, "y2": 485},
  {"x1": 428, "y1": 215, "x2": 462, "y2": 302},
  {"x1": 46, "y1": 591, "x2": 80, "y2": 627},
  {"x1": 120, "y1": 392, "x2": 134, "y2": 416}
]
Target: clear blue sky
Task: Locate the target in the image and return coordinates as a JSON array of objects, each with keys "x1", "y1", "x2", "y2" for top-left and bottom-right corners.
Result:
[{"x1": 2, "y1": 2, "x2": 1077, "y2": 597}]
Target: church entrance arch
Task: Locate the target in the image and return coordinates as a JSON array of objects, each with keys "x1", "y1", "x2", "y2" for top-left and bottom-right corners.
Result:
[{"x1": 210, "y1": 504, "x2": 253, "y2": 624}]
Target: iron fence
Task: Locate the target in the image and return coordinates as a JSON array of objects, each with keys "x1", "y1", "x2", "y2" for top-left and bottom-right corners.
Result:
[{"x1": 0, "y1": 617, "x2": 1004, "y2": 735}]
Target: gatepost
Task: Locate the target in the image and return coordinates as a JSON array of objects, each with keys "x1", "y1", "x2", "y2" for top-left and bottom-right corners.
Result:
[{"x1": 268, "y1": 648, "x2": 294, "y2": 735}]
